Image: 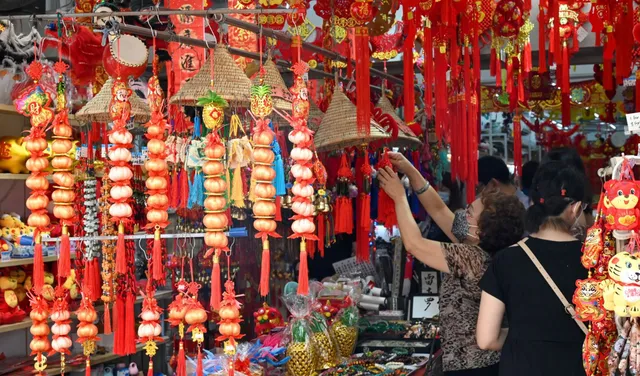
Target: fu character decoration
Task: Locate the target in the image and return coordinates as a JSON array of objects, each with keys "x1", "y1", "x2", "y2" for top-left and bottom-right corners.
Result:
[
  {"x1": 144, "y1": 55, "x2": 170, "y2": 284},
  {"x1": 288, "y1": 62, "x2": 318, "y2": 295},
  {"x1": 198, "y1": 87, "x2": 230, "y2": 311},
  {"x1": 76, "y1": 291, "x2": 100, "y2": 376},
  {"x1": 51, "y1": 58, "x2": 75, "y2": 280},
  {"x1": 250, "y1": 74, "x2": 281, "y2": 298}
]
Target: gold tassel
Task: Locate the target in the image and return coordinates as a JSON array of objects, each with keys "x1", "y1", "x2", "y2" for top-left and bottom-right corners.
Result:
[{"x1": 231, "y1": 167, "x2": 245, "y2": 208}]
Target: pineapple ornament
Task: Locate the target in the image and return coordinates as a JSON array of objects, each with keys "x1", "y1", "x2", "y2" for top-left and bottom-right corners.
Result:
[
  {"x1": 331, "y1": 304, "x2": 359, "y2": 357},
  {"x1": 198, "y1": 90, "x2": 228, "y2": 130},
  {"x1": 287, "y1": 320, "x2": 317, "y2": 376},
  {"x1": 250, "y1": 80, "x2": 274, "y2": 118}
]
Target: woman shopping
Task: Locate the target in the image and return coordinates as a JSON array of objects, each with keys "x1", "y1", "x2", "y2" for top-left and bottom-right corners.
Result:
[
  {"x1": 378, "y1": 167, "x2": 525, "y2": 376},
  {"x1": 476, "y1": 161, "x2": 588, "y2": 376}
]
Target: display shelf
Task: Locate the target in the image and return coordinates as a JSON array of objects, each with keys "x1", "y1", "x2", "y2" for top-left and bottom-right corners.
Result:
[
  {"x1": 0, "y1": 254, "x2": 66, "y2": 268},
  {"x1": 0, "y1": 290, "x2": 172, "y2": 334},
  {"x1": 0, "y1": 104, "x2": 79, "y2": 124},
  {"x1": 46, "y1": 336, "x2": 170, "y2": 376}
]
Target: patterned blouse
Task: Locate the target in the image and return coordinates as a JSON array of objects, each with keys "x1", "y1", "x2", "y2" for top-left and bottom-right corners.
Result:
[{"x1": 439, "y1": 242, "x2": 501, "y2": 372}]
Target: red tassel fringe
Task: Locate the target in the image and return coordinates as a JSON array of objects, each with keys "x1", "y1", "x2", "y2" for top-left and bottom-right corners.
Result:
[
  {"x1": 148, "y1": 362, "x2": 154, "y2": 376},
  {"x1": 125, "y1": 293, "x2": 136, "y2": 354},
  {"x1": 169, "y1": 168, "x2": 179, "y2": 209},
  {"x1": 538, "y1": 12, "x2": 546, "y2": 72},
  {"x1": 33, "y1": 243, "x2": 44, "y2": 294},
  {"x1": 403, "y1": 15, "x2": 416, "y2": 125},
  {"x1": 523, "y1": 42, "x2": 532, "y2": 73},
  {"x1": 86, "y1": 360, "x2": 91, "y2": 376},
  {"x1": 177, "y1": 342, "x2": 187, "y2": 376},
  {"x1": 514, "y1": 117, "x2": 522, "y2": 177},
  {"x1": 275, "y1": 196, "x2": 282, "y2": 222},
  {"x1": 115, "y1": 230, "x2": 126, "y2": 275},
  {"x1": 179, "y1": 169, "x2": 189, "y2": 209},
  {"x1": 424, "y1": 23, "x2": 433, "y2": 118},
  {"x1": 318, "y1": 214, "x2": 325, "y2": 257},
  {"x1": 356, "y1": 194, "x2": 371, "y2": 263},
  {"x1": 58, "y1": 232, "x2": 71, "y2": 278},
  {"x1": 152, "y1": 237, "x2": 163, "y2": 281},
  {"x1": 114, "y1": 296, "x2": 126, "y2": 355},
  {"x1": 297, "y1": 241, "x2": 309, "y2": 295},
  {"x1": 196, "y1": 348, "x2": 204, "y2": 376},
  {"x1": 495, "y1": 53, "x2": 502, "y2": 87},
  {"x1": 211, "y1": 254, "x2": 221, "y2": 310},
  {"x1": 489, "y1": 48, "x2": 496, "y2": 77},
  {"x1": 260, "y1": 245, "x2": 270, "y2": 297},
  {"x1": 355, "y1": 27, "x2": 371, "y2": 136},
  {"x1": 561, "y1": 43, "x2": 570, "y2": 94},
  {"x1": 104, "y1": 302, "x2": 112, "y2": 334}
]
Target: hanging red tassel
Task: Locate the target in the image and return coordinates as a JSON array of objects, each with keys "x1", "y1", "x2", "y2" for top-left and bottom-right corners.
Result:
[
  {"x1": 553, "y1": 0, "x2": 561, "y2": 65},
  {"x1": 147, "y1": 362, "x2": 154, "y2": 376},
  {"x1": 297, "y1": 240, "x2": 309, "y2": 294},
  {"x1": 177, "y1": 341, "x2": 187, "y2": 376},
  {"x1": 490, "y1": 47, "x2": 497, "y2": 77},
  {"x1": 435, "y1": 45, "x2": 447, "y2": 140},
  {"x1": 169, "y1": 168, "x2": 179, "y2": 209},
  {"x1": 403, "y1": 10, "x2": 417, "y2": 125},
  {"x1": 33, "y1": 240, "x2": 44, "y2": 294},
  {"x1": 125, "y1": 293, "x2": 136, "y2": 354},
  {"x1": 318, "y1": 214, "x2": 325, "y2": 257},
  {"x1": 357, "y1": 152, "x2": 372, "y2": 263},
  {"x1": 495, "y1": 52, "x2": 502, "y2": 87},
  {"x1": 424, "y1": 20, "x2": 433, "y2": 118},
  {"x1": 115, "y1": 223, "x2": 127, "y2": 275},
  {"x1": 58, "y1": 228, "x2": 71, "y2": 278},
  {"x1": 514, "y1": 114, "x2": 522, "y2": 176},
  {"x1": 179, "y1": 169, "x2": 189, "y2": 209},
  {"x1": 355, "y1": 26, "x2": 371, "y2": 136},
  {"x1": 561, "y1": 41, "x2": 570, "y2": 94},
  {"x1": 562, "y1": 93, "x2": 571, "y2": 126},
  {"x1": 523, "y1": 42, "x2": 532, "y2": 73},
  {"x1": 114, "y1": 296, "x2": 126, "y2": 355},
  {"x1": 196, "y1": 348, "x2": 204, "y2": 376},
  {"x1": 308, "y1": 239, "x2": 316, "y2": 259},
  {"x1": 260, "y1": 241, "x2": 270, "y2": 296},
  {"x1": 152, "y1": 228, "x2": 163, "y2": 281},
  {"x1": 211, "y1": 251, "x2": 221, "y2": 309},
  {"x1": 538, "y1": 10, "x2": 547, "y2": 72},
  {"x1": 518, "y1": 71, "x2": 525, "y2": 102},
  {"x1": 103, "y1": 302, "x2": 112, "y2": 334},
  {"x1": 275, "y1": 196, "x2": 282, "y2": 222},
  {"x1": 86, "y1": 360, "x2": 91, "y2": 376}
]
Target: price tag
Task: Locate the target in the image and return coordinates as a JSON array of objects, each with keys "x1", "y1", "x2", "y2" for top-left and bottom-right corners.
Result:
[
  {"x1": 624, "y1": 77, "x2": 637, "y2": 87},
  {"x1": 626, "y1": 112, "x2": 640, "y2": 134},
  {"x1": 576, "y1": 27, "x2": 589, "y2": 42},
  {"x1": 77, "y1": 144, "x2": 88, "y2": 160}
]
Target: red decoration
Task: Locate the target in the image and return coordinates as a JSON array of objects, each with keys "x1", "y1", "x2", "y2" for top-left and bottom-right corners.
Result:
[
  {"x1": 492, "y1": 0, "x2": 524, "y2": 38},
  {"x1": 603, "y1": 172, "x2": 640, "y2": 232}
]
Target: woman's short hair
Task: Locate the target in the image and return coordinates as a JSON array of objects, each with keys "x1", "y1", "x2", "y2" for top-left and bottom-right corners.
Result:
[
  {"x1": 477, "y1": 192, "x2": 526, "y2": 254},
  {"x1": 526, "y1": 161, "x2": 587, "y2": 233}
]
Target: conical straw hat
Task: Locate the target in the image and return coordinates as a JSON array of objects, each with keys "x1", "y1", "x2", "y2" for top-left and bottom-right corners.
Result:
[
  {"x1": 314, "y1": 88, "x2": 389, "y2": 152},
  {"x1": 376, "y1": 95, "x2": 422, "y2": 148},
  {"x1": 169, "y1": 45, "x2": 251, "y2": 106},
  {"x1": 251, "y1": 59, "x2": 292, "y2": 112},
  {"x1": 75, "y1": 78, "x2": 150, "y2": 123},
  {"x1": 307, "y1": 99, "x2": 324, "y2": 132}
]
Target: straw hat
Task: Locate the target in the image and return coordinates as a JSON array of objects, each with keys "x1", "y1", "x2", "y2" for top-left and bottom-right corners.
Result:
[
  {"x1": 75, "y1": 78, "x2": 150, "y2": 123},
  {"x1": 169, "y1": 45, "x2": 251, "y2": 106},
  {"x1": 307, "y1": 99, "x2": 324, "y2": 132},
  {"x1": 376, "y1": 95, "x2": 422, "y2": 148},
  {"x1": 250, "y1": 59, "x2": 292, "y2": 112},
  {"x1": 314, "y1": 88, "x2": 390, "y2": 152}
]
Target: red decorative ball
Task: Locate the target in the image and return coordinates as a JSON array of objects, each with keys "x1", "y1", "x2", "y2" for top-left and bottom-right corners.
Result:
[{"x1": 350, "y1": 0, "x2": 375, "y2": 25}]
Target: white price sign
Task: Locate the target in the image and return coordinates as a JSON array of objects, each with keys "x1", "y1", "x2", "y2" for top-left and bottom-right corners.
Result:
[
  {"x1": 576, "y1": 27, "x2": 589, "y2": 42},
  {"x1": 626, "y1": 112, "x2": 640, "y2": 134}
]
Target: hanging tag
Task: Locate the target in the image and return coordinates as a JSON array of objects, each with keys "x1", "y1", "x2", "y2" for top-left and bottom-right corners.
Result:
[
  {"x1": 576, "y1": 27, "x2": 589, "y2": 42},
  {"x1": 625, "y1": 113, "x2": 640, "y2": 134}
]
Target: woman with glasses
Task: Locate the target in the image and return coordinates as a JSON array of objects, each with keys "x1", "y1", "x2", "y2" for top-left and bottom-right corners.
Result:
[
  {"x1": 378, "y1": 164, "x2": 525, "y2": 376},
  {"x1": 476, "y1": 161, "x2": 588, "y2": 376}
]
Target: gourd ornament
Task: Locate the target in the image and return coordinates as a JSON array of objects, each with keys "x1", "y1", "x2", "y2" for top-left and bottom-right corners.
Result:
[
  {"x1": 28, "y1": 293, "x2": 50, "y2": 375},
  {"x1": 76, "y1": 293, "x2": 99, "y2": 375},
  {"x1": 138, "y1": 290, "x2": 163, "y2": 376},
  {"x1": 50, "y1": 287, "x2": 72, "y2": 374},
  {"x1": 216, "y1": 279, "x2": 244, "y2": 354}
]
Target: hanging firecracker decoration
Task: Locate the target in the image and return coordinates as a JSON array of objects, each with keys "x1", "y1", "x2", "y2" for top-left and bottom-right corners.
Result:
[
  {"x1": 138, "y1": 290, "x2": 163, "y2": 376},
  {"x1": 50, "y1": 287, "x2": 72, "y2": 374},
  {"x1": 334, "y1": 153, "x2": 354, "y2": 235},
  {"x1": 216, "y1": 279, "x2": 244, "y2": 354},
  {"x1": 108, "y1": 78, "x2": 136, "y2": 355},
  {"x1": 288, "y1": 62, "x2": 318, "y2": 295},
  {"x1": 28, "y1": 293, "x2": 50, "y2": 375},
  {"x1": 76, "y1": 291, "x2": 99, "y2": 376},
  {"x1": 184, "y1": 282, "x2": 208, "y2": 376},
  {"x1": 251, "y1": 65, "x2": 280, "y2": 298},
  {"x1": 51, "y1": 56, "x2": 75, "y2": 280},
  {"x1": 15, "y1": 59, "x2": 55, "y2": 294},
  {"x1": 144, "y1": 50, "x2": 170, "y2": 284}
]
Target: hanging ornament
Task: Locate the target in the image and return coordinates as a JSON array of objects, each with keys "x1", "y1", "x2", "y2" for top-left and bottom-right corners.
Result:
[
  {"x1": 216, "y1": 279, "x2": 244, "y2": 353},
  {"x1": 184, "y1": 282, "x2": 208, "y2": 376},
  {"x1": 334, "y1": 154, "x2": 354, "y2": 235},
  {"x1": 138, "y1": 289, "x2": 163, "y2": 376},
  {"x1": 50, "y1": 287, "x2": 72, "y2": 373},
  {"x1": 28, "y1": 293, "x2": 50, "y2": 376},
  {"x1": 76, "y1": 291, "x2": 99, "y2": 376},
  {"x1": 167, "y1": 281, "x2": 189, "y2": 376}
]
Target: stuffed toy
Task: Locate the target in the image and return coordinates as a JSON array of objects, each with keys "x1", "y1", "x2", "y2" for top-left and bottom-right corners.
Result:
[
  {"x1": 601, "y1": 252, "x2": 640, "y2": 317},
  {"x1": 572, "y1": 278, "x2": 606, "y2": 322},
  {"x1": 0, "y1": 274, "x2": 25, "y2": 324},
  {"x1": 603, "y1": 179, "x2": 640, "y2": 231}
]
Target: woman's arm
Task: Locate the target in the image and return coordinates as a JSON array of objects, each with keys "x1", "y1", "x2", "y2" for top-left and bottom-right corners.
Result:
[
  {"x1": 388, "y1": 152, "x2": 457, "y2": 242},
  {"x1": 379, "y1": 167, "x2": 450, "y2": 273},
  {"x1": 477, "y1": 291, "x2": 508, "y2": 351}
]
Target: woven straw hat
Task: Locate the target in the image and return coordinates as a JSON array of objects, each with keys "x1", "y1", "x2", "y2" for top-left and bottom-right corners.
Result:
[
  {"x1": 250, "y1": 59, "x2": 292, "y2": 112},
  {"x1": 307, "y1": 100, "x2": 324, "y2": 132},
  {"x1": 169, "y1": 45, "x2": 251, "y2": 106},
  {"x1": 376, "y1": 95, "x2": 422, "y2": 148},
  {"x1": 314, "y1": 88, "x2": 389, "y2": 152},
  {"x1": 75, "y1": 78, "x2": 150, "y2": 123}
]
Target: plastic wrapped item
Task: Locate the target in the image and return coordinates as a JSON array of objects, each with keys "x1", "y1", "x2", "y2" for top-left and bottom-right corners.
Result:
[
  {"x1": 283, "y1": 294, "x2": 317, "y2": 376},
  {"x1": 330, "y1": 288, "x2": 361, "y2": 358},
  {"x1": 309, "y1": 282, "x2": 339, "y2": 370}
]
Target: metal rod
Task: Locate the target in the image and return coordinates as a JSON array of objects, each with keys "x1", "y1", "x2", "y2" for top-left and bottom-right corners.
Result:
[
  {"x1": 0, "y1": 8, "x2": 296, "y2": 21},
  {"x1": 41, "y1": 231, "x2": 240, "y2": 243}
]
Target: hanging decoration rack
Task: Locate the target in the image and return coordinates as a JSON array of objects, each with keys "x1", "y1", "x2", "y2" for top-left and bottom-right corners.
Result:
[{"x1": 41, "y1": 229, "x2": 248, "y2": 243}]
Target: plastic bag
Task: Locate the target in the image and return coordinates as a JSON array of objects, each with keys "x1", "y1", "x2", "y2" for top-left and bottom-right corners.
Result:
[
  {"x1": 330, "y1": 287, "x2": 361, "y2": 358},
  {"x1": 309, "y1": 282, "x2": 339, "y2": 369},
  {"x1": 283, "y1": 294, "x2": 317, "y2": 376}
]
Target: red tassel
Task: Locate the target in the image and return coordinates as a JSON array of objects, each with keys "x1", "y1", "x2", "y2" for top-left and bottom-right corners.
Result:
[
  {"x1": 179, "y1": 169, "x2": 189, "y2": 209},
  {"x1": 275, "y1": 196, "x2": 282, "y2": 222},
  {"x1": 538, "y1": 12, "x2": 546, "y2": 72},
  {"x1": 334, "y1": 198, "x2": 343, "y2": 233},
  {"x1": 259, "y1": 242, "x2": 270, "y2": 297},
  {"x1": 211, "y1": 252, "x2": 221, "y2": 310},
  {"x1": 169, "y1": 168, "x2": 179, "y2": 209},
  {"x1": 514, "y1": 115, "x2": 522, "y2": 177},
  {"x1": 355, "y1": 26, "x2": 371, "y2": 136},
  {"x1": 554, "y1": 0, "x2": 561, "y2": 65},
  {"x1": 403, "y1": 12, "x2": 417, "y2": 125},
  {"x1": 177, "y1": 342, "x2": 187, "y2": 376},
  {"x1": 115, "y1": 225, "x2": 127, "y2": 275},
  {"x1": 152, "y1": 229, "x2": 163, "y2": 281},
  {"x1": 518, "y1": 71, "x2": 525, "y2": 102},
  {"x1": 308, "y1": 239, "x2": 316, "y2": 259},
  {"x1": 114, "y1": 296, "x2": 126, "y2": 355},
  {"x1": 33, "y1": 242, "x2": 44, "y2": 294},
  {"x1": 318, "y1": 214, "x2": 325, "y2": 257},
  {"x1": 561, "y1": 42, "x2": 570, "y2": 94},
  {"x1": 356, "y1": 195, "x2": 371, "y2": 263},
  {"x1": 604, "y1": 58, "x2": 613, "y2": 91},
  {"x1": 562, "y1": 93, "x2": 571, "y2": 127},
  {"x1": 424, "y1": 22, "x2": 433, "y2": 118},
  {"x1": 58, "y1": 229, "x2": 71, "y2": 278},
  {"x1": 297, "y1": 240, "x2": 309, "y2": 295},
  {"x1": 523, "y1": 42, "x2": 532, "y2": 73},
  {"x1": 196, "y1": 348, "x2": 204, "y2": 376},
  {"x1": 125, "y1": 293, "x2": 136, "y2": 354},
  {"x1": 103, "y1": 302, "x2": 112, "y2": 334},
  {"x1": 435, "y1": 47, "x2": 447, "y2": 140},
  {"x1": 495, "y1": 53, "x2": 502, "y2": 87},
  {"x1": 93, "y1": 259, "x2": 101, "y2": 301},
  {"x1": 490, "y1": 48, "x2": 496, "y2": 77},
  {"x1": 148, "y1": 362, "x2": 154, "y2": 376},
  {"x1": 86, "y1": 360, "x2": 91, "y2": 376}
]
